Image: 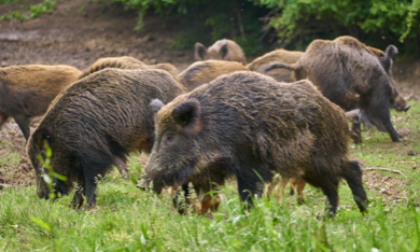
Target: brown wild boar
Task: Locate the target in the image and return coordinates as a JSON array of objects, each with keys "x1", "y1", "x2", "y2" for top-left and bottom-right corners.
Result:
[
  {"x1": 247, "y1": 49, "x2": 304, "y2": 82},
  {"x1": 145, "y1": 71, "x2": 368, "y2": 217},
  {"x1": 0, "y1": 65, "x2": 82, "y2": 140},
  {"x1": 26, "y1": 69, "x2": 185, "y2": 209},
  {"x1": 178, "y1": 60, "x2": 249, "y2": 91},
  {"x1": 81, "y1": 56, "x2": 180, "y2": 80},
  {"x1": 261, "y1": 36, "x2": 409, "y2": 142},
  {"x1": 195, "y1": 39, "x2": 246, "y2": 64},
  {"x1": 265, "y1": 109, "x2": 361, "y2": 205}
]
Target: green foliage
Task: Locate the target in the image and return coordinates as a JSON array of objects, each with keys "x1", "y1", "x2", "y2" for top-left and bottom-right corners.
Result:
[
  {"x1": 252, "y1": 0, "x2": 420, "y2": 53},
  {"x1": 111, "y1": 0, "x2": 420, "y2": 56},
  {"x1": 36, "y1": 140, "x2": 67, "y2": 200},
  {"x1": 0, "y1": 10, "x2": 27, "y2": 21},
  {"x1": 0, "y1": 0, "x2": 56, "y2": 22},
  {"x1": 112, "y1": 0, "x2": 268, "y2": 56},
  {"x1": 29, "y1": 0, "x2": 55, "y2": 18},
  {"x1": 0, "y1": 0, "x2": 21, "y2": 4}
]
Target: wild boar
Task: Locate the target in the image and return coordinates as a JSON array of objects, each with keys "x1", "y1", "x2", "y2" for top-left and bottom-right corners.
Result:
[
  {"x1": 247, "y1": 49, "x2": 304, "y2": 82},
  {"x1": 178, "y1": 60, "x2": 249, "y2": 91},
  {"x1": 26, "y1": 68, "x2": 185, "y2": 209},
  {"x1": 145, "y1": 71, "x2": 368, "y2": 216},
  {"x1": 0, "y1": 65, "x2": 82, "y2": 140},
  {"x1": 195, "y1": 39, "x2": 246, "y2": 64},
  {"x1": 261, "y1": 36, "x2": 408, "y2": 142},
  {"x1": 81, "y1": 56, "x2": 180, "y2": 80}
]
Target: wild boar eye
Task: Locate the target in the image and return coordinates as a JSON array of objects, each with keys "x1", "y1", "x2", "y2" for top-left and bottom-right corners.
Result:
[{"x1": 165, "y1": 134, "x2": 173, "y2": 143}]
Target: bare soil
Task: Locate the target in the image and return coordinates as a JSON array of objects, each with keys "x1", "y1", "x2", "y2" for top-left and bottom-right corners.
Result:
[{"x1": 0, "y1": 0, "x2": 419, "y2": 187}]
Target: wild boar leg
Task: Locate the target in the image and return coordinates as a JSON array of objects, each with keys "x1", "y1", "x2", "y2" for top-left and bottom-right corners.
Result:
[
  {"x1": 350, "y1": 121, "x2": 362, "y2": 144},
  {"x1": 368, "y1": 104, "x2": 402, "y2": 142},
  {"x1": 342, "y1": 161, "x2": 368, "y2": 213},
  {"x1": 114, "y1": 156, "x2": 129, "y2": 180},
  {"x1": 171, "y1": 183, "x2": 190, "y2": 215},
  {"x1": 289, "y1": 182, "x2": 295, "y2": 195},
  {"x1": 320, "y1": 180, "x2": 339, "y2": 217},
  {"x1": 236, "y1": 174, "x2": 257, "y2": 210},
  {"x1": 13, "y1": 114, "x2": 30, "y2": 140},
  {"x1": 196, "y1": 184, "x2": 221, "y2": 216},
  {"x1": 276, "y1": 178, "x2": 289, "y2": 204},
  {"x1": 0, "y1": 110, "x2": 9, "y2": 128},
  {"x1": 70, "y1": 183, "x2": 86, "y2": 209},
  {"x1": 265, "y1": 182, "x2": 274, "y2": 199},
  {"x1": 295, "y1": 179, "x2": 306, "y2": 204},
  {"x1": 84, "y1": 173, "x2": 98, "y2": 209},
  {"x1": 361, "y1": 111, "x2": 374, "y2": 131}
]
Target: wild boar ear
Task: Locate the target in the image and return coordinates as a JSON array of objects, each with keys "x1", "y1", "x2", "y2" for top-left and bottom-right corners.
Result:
[
  {"x1": 150, "y1": 99, "x2": 165, "y2": 115},
  {"x1": 220, "y1": 43, "x2": 229, "y2": 60},
  {"x1": 172, "y1": 98, "x2": 202, "y2": 135},
  {"x1": 195, "y1": 43, "x2": 207, "y2": 61}
]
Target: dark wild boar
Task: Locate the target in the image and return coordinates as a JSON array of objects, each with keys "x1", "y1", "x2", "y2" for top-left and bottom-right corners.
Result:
[
  {"x1": 247, "y1": 49, "x2": 304, "y2": 82},
  {"x1": 195, "y1": 39, "x2": 246, "y2": 64},
  {"x1": 26, "y1": 69, "x2": 185, "y2": 209},
  {"x1": 0, "y1": 65, "x2": 82, "y2": 140},
  {"x1": 178, "y1": 60, "x2": 249, "y2": 91},
  {"x1": 81, "y1": 56, "x2": 180, "y2": 80},
  {"x1": 261, "y1": 36, "x2": 408, "y2": 142},
  {"x1": 145, "y1": 71, "x2": 368, "y2": 217}
]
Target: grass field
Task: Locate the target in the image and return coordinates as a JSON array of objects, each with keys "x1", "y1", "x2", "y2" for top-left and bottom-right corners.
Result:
[{"x1": 1, "y1": 100, "x2": 420, "y2": 252}]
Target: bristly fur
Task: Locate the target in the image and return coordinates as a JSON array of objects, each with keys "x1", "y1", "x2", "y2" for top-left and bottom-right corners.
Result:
[
  {"x1": 26, "y1": 68, "x2": 185, "y2": 208},
  {"x1": 80, "y1": 56, "x2": 180, "y2": 82},
  {"x1": 145, "y1": 71, "x2": 368, "y2": 216},
  {"x1": 248, "y1": 49, "x2": 304, "y2": 82},
  {"x1": 260, "y1": 36, "x2": 407, "y2": 142},
  {"x1": 178, "y1": 60, "x2": 249, "y2": 91},
  {"x1": 0, "y1": 64, "x2": 82, "y2": 140}
]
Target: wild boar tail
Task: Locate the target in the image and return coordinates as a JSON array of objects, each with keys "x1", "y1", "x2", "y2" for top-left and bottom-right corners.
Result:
[{"x1": 341, "y1": 160, "x2": 368, "y2": 213}]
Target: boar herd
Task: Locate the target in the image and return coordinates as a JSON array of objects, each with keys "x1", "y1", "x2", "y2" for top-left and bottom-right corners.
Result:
[{"x1": 0, "y1": 36, "x2": 409, "y2": 218}]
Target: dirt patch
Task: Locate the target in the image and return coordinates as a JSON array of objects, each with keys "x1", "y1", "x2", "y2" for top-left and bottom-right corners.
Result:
[
  {"x1": 0, "y1": 121, "x2": 37, "y2": 189},
  {"x1": 0, "y1": 0, "x2": 194, "y2": 71},
  {"x1": 363, "y1": 170, "x2": 407, "y2": 204}
]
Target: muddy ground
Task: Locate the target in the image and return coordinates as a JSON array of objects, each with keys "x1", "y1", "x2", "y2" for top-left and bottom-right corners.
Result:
[{"x1": 0, "y1": 0, "x2": 418, "y2": 192}]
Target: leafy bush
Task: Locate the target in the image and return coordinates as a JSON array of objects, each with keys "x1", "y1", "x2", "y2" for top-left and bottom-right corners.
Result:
[
  {"x1": 112, "y1": 0, "x2": 268, "y2": 55},
  {"x1": 113, "y1": 0, "x2": 420, "y2": 57},
  {"x1": 0, "y1": 0, "x2": 56, "y2": 21},
  {"x1": 0, "y1": 0, "x2": 20, "y2": 4},
  {"x1": 252, "y1": 0, "x2": 420, "y2": 53}
]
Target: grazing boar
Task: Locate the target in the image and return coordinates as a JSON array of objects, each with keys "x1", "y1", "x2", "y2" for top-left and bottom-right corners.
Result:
[
  {"x1": 247, "y1": 49, "x2": 304, "y2": 82},
  {"x1": 26, "y1": 69, "x2": 185, "y2": 209},
  {"x1": 195, "y1": 39, "x2": 246, "y2": 64},
  {"x1": 0, "y1": 65, "x2": 82, "y2": 140},
  {"x1": 81, "y1": 56, "x2": 180, "y2": 80},
  {"x1": 145, "y1": 71, "x2": 368, "y2": 217},
  {"x1": 261, "y1": 36, "x2": 409, "y2": 142},
  {"x1": 178, "y1": 60, "x2": 249, "y2": 91}
]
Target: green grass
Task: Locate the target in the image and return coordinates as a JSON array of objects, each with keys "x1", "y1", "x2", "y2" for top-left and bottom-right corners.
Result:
[{"x1": 1, "y1": 101, "x2": 420, "y2": 251}]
